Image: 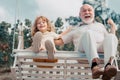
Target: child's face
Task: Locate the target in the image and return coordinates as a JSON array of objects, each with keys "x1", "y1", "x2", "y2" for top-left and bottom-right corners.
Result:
[{"x1": 36, "y1": 18, "x2": 48, "y2": 33}]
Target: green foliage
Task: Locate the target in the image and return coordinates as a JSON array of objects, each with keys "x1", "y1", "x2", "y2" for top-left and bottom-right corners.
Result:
[
  {"x1": 0, "y1": 21, "x2": 13, "y2": 67},
  {"x1": 23, "y1": 19, "x2": 32, "y2": 49},
  {"x1": 24, "y1": 19, "x2": 32, "y2": 27},
  {"x1": 55, "y1": 17, "x2": 63, "y2": 27},
  {"x1": 14, "y1": 19, "x2": 32, "y2": 49},
  {"x1": 65, "y1": 16, "x2": 81, "y2": 26},
  {"x1": 23, "y1": 28, "x2": 32, "y2": 49},
  {"x1": 56, "y1": 43, "x2": 74, "y2": 51},
  {"x1": 0, "y1": 21, "x2": 10, "y2": 42}
]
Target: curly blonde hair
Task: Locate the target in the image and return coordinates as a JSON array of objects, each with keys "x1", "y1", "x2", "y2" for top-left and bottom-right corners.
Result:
[{"x1": 31, "y1": 16, "x2": 55, "y2": 36}]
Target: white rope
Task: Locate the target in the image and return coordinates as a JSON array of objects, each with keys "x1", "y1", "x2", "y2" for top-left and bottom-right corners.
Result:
[{"x1": 11, "y1": 0, "x2": 19, "y2": 56}]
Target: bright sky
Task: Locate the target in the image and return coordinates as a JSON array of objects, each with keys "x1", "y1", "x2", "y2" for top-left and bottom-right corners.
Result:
[
  {"x1": 0, "y1": 0, "x2": 120, "y2": 26},
  {"x1": 107, "y1": 0, "x2": 120, "y2": 14},
  {"x1": 0, "y1": 0, "x2": 83, "y2": 25}
]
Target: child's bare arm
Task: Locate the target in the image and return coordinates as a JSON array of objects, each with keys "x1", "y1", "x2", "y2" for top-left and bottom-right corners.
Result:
[{"x1": 60, "y1": 26, "x2": 72, "y2": 36}]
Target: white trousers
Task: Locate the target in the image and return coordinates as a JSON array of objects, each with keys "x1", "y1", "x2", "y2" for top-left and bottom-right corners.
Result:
[{"x1": 78, "y1": 30, "x2": 118, "y2": 65}]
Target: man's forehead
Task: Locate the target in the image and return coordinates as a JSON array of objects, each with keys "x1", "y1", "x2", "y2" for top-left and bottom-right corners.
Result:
[{"x1": 81, "y1": 4, "x2": 93, "y2": 10}]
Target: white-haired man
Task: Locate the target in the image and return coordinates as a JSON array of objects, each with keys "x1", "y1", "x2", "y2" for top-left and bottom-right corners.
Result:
[{"x1": 55, "y1": 4, "x2": 118, "y2": 80}]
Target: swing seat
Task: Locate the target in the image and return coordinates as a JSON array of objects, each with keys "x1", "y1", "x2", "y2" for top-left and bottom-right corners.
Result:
[
  {"x1": 10, "y1": 32, "x2": 120, "y2": 80},
  {"x1": 11, "y1": 49, "x2": 120, "y2": 80}
]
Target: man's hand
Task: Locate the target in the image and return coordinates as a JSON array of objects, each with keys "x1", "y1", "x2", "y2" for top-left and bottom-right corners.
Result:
[
  {"x1": 107, "y1": 18, "x2": 115, "y2": 26},
  {"x1": 107, "y1": 18, "x2": 116, "y2": 34}
]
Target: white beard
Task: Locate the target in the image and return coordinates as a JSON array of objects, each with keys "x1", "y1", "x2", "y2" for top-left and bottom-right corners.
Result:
[{"x1": 82, "y1": 17, "x2": 94, "y2": 24}]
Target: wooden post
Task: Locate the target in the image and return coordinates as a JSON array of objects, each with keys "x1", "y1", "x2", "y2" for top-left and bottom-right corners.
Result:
[{"x1": 17, "y1": 24, "x2": 24, "y2": 49}]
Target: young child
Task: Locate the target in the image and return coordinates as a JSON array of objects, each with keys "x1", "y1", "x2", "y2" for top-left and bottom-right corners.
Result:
[{"x1": 31, "y1": 16, "x2": 61, "y2": 60}]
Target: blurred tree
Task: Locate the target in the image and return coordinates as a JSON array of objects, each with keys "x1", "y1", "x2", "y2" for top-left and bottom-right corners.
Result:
[
  {"x1": 23, "y1": 19, "x2": 32, "y2": 49},
  {"x1": 65, "y1": 16, "x2": 81, "y2": 26},
  {"x1": 0, "y1": 21, "x2": 13, "y2": 67},
  {"x1": 14, "y1": 19, "x2": 32, "y2": 49},
  {"x1": 55, "y1": 17, "x2": 63, "y2": 28},
  {"x1": 54, "y1": 17, "x2": 64, "y2": 35}
]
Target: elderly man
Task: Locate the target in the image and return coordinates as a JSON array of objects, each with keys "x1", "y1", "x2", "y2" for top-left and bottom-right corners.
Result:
[{"x1": 55, "y1": 4, "x2": 118, "y2": 80}]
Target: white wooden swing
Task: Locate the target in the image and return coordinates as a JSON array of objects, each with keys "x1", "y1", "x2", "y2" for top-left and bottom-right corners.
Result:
[{"x1": 10, "y1": 25, "x2": 120, "y2": 80}]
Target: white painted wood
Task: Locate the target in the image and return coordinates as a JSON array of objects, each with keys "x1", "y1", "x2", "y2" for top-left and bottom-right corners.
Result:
[{"x1": 11, "y1": 50, "x2": 107, "y2": 80}]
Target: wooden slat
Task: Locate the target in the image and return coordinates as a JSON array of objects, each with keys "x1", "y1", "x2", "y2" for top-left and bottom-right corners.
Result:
[
  {"x1": 21, "y1": 78, "x2": 65, "y2": 80},
  {"x1": 66, "y1": 75, "x2": 92, "y2": 78},
  {"x1": 22, "y1": 73, "x2": 64, "y2": 77},
  {"x1": 14, "y1": 50, "x2": 104, "y2": 58},
  {"x1": 20, "y1": 61, "x2": 65, "y2": 66}
]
